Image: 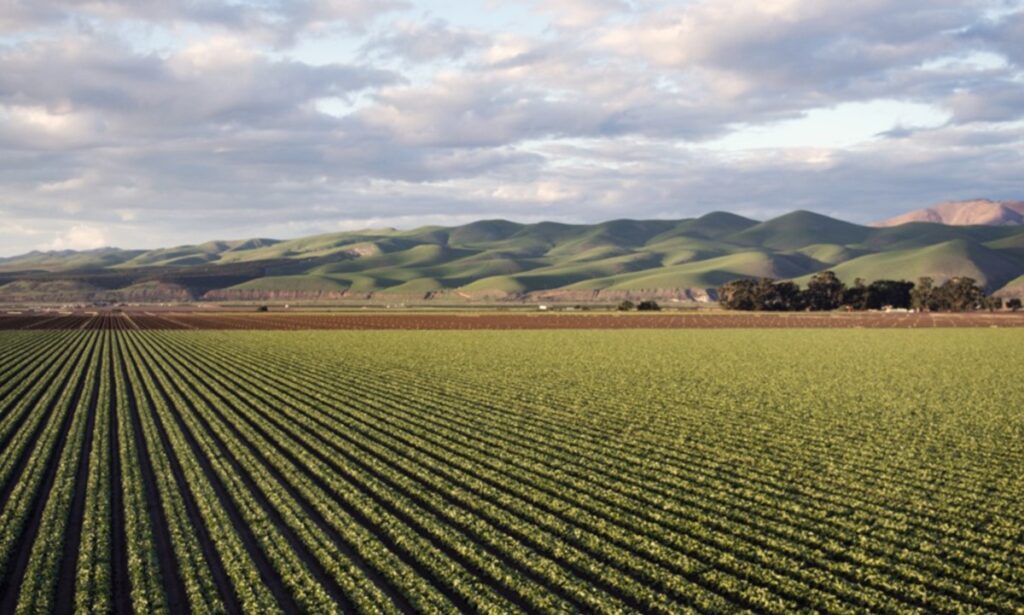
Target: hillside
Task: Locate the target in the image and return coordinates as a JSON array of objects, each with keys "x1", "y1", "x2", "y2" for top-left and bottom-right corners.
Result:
[{"x1": 3, "y1": 209, "x2": 1024, "y2": 303}]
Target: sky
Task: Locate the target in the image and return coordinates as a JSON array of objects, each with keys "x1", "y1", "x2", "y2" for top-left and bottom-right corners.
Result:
[{"x1": 1, "y1": 0, "x2": 1023, "y2": 255}]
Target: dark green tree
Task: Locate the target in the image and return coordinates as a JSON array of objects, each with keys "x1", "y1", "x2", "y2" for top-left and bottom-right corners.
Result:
[
  {"x1": 983, "y1": 296, "x2": 1003, "y2": 312},
  {"x1": 936, "y1": 277, "x2": 985, "y2": 312},
  {"x1": 804, "y1": 271, "x2": 845, "y2": 311},
  {"x1": 866, "y1": 280, "x2": 914, "y2": 310},
  {"x1": 718, "y1": 279, "x2": 759, "y2": 310},
  {"x1": 752, "y1": 278, "x2": 778, "y2": 311},
  {"x1": 637, "y1": 300, "x2": 661, "y2": 311},
  {"x1": 773, "y1": 281, "x2": 804, "y2": 311},
  {"x1": 911, "y1": 277, "x2": 937, "y2": 311},
  {"x1": 842, "y1": 278, "x2": 869, "y2": 310},
  {"x1": 1008, "y1": 298, "x2": 1023, "y2": 312}
]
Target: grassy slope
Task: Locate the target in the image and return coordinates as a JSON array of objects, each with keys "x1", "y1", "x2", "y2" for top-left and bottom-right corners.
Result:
[
  {"x1": 993, "y1": 273, "x2": 1024, "y2": 297},
  {"x1": 794, "y1": 239, "x2": 1022, "y2": 290},
  {"x1": 4, "y1": 213, "x2": 1024, "y2": 298},
  {"x1": 0, "y1": 248, "x2": 142, "y2": 272},
  {"x1": 565, "y1": 251, "x2": 821, "y2": 290},
  {"x1": 227, "y1": 274, "x2": 352, "y2": 292},
  {"x1": 795, "y1": 244, "x2": 866, "y2": 265},
  {"x1": 725, "y1": 211, "x2": 872, "y2": 250}
]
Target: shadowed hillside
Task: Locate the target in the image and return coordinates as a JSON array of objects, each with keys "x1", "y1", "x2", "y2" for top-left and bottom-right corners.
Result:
[{"x1": 3, "y1": 210, "x2": 1024, "y2": 303}]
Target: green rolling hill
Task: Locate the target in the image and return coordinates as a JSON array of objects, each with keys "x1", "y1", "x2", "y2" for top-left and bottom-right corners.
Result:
[
  {"x1": 792, "y1": 240, "x2": 1023, "y2": 291},
  {"x1": 727, "y1": 211, "x2": 872, "y2": 250},
  {"x1": 3, "y1": 209, "x2": 1024, "y2": 303}
]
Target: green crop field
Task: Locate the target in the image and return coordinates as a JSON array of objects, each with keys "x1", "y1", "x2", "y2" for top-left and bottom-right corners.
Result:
[{"x1": 0, "y1": 328, "x2": 1022, "y2": 613}]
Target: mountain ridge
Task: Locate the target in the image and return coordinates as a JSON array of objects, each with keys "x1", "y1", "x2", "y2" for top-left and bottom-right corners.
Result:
[
  {"x1": 872, "y1": 199, "x2": 1024, "y2": 228},
  {"x1": 3, "y1": 209, "x2": 1024, "y2": 303}
]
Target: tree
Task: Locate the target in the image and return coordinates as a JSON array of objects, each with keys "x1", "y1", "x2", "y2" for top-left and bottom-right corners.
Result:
[
  {"x1": 637, "y1": 300, "x2": 661, "y2": 311},
  {"x1": 773, "y1": 281, "x2": 804, "y2": 311},
  {"x1": 256, "y1": 305, "x2": 269, "y2": 312},
  {"x1": 936, "y1": 277, "x2": 984, "y2": 312},
  {"x1": 752, "y1": 278, "x2": 778, "y2": 311},
  {"x1": 842, "y1": 278, "x2": 869, "y2": 310},
  {"x1": 718, "y1": 279, "x2": 759, "y2": 310},
  {"x1": 718, "y1": 278, "x2": 804, "y2": 311},
  {"x1": 866, "y1": 280, "x2": 914, "y2": 310},
  {"x1": 911, "y1": 277, "x2": 937, "y2": 312},
  {"x1": 752, "y1": 279, "x2": 804, "y2": 311},
  {"x1": 1008, "y1": 298, "x2": 1023, "y2": 312},
  {"x1": 617, "y1": 300, "x2": 635, "y2": 311},
  {"x1": 983, "y1": 296, "x2": 1003, "y2": 312},
  {"x1": 804, "y1": 271, "x2": 845, "y2": 311}
]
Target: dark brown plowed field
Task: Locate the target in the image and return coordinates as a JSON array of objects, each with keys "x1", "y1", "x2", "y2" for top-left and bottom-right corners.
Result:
[{"x1": 3, "y1": 310, "x2": 1024, "y2": 330}]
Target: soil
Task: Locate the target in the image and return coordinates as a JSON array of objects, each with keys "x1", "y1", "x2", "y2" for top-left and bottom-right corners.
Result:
[{"x1": 3, "y1": 310, "x2": 1024, "y2": 330}]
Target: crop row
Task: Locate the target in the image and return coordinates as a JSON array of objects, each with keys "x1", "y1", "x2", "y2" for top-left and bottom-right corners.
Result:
[
  {"x1": 166, "y1": 331, "x2": 1024, "y2": 613},
  {"x1": 0, "y1": 328, "x2": 1022, "y2": 613}
]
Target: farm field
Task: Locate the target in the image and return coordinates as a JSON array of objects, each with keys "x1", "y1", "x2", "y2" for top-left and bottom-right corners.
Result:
[{"x1": 0, "y1": 328, "x2": 1022, "y2": 613}]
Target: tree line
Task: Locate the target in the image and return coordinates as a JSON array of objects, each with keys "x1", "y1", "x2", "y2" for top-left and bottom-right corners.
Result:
[{"x1": 718, "y1": 272, "x2": 1019, "y2": 312}]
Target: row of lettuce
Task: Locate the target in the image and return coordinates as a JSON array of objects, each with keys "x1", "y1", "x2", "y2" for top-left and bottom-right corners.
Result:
[
  {"x1": 1, "y1": 330, "x2": 1022, "y2": 612},
  {"x1": 718, "y1": 272, "x2": 1021, "y2": 311}
]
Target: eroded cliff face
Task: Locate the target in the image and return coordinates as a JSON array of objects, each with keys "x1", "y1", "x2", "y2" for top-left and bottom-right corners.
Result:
[
  {"x1": 524, "y1": 288, "x2": 716, "y2": 303},
  {"x1": 1, "y1": 278, "x2": 717, "y2": 304},
  {"x1": 0, "y1": 280, "x2": 107, "y2": 303},
  {"x1": 116, "y1": 283, "x2": 195, "y2": 302},
  {"x1": 201, "y1": 289, "x2": 358, "y2": 302},
  {"x1": 0, "y1": 281, "x2": 195, "y2": 304},
  {"x1": 201, "y1": 287, "x2": 718, "y2": 303},
  {"x1": 433, "y1": 288, "x2": 715, "y2": 303}
]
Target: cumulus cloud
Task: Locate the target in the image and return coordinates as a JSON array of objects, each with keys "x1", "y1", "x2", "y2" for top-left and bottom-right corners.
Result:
[
  {"x1": 0, "y1": 34, "x2": 397, "y2": 136},
  {"x1": 48, "y1": 224, "x2": 108, "y2": 250},
  {"x1": 597, "y1": 0, "x2": 988, "y2": 102}
]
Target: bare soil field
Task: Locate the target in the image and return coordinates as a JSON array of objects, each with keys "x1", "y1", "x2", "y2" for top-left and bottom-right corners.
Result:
[{"x1": 3, "y1": 310, "x2": 1024, "y2": 330}]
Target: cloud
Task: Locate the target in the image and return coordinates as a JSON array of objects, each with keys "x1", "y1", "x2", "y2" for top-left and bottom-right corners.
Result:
[
  {"x1": 0, "y1": 34, "x2": 398, "y2": 139},
  {"x1": 361, "y1": 19, "x2": 484, "y2": 62},
  {"x1": 0, "y1": 1, "x2": 1023, "y2": 256},
  {"x1": 965, "y1": 7, "x2": 1024, "y2": 65},
  {"x1": 0, "y1": 0, "x2": 408, "y2": 45},
  {"x1": 948, "y1": 79, "x2": 1024, "y2": 123},
  {"x1": 48, "y1": 224, "x2": 108, "y2": 250},
  {"x1": 596, "y1": 0, "x2": 991, "y2": 103},
  {"x1": 529, "y1": 0, "x2": 632, "y2": 28}
]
